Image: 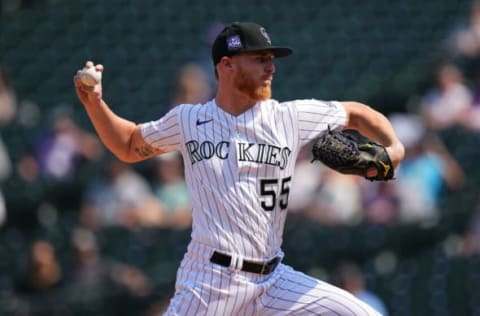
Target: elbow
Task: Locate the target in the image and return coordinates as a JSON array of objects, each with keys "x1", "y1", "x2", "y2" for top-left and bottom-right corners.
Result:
[
  {"x1": 116, "y1": 155, "x2": 139, "y2": 164},
  {"x1": 112, "y1": 152, "x2": 138, "y2": 164},
  {"x1": 115, "y1": 129, "x2": 142, "y2": 163},
  {"x1": 104, "y1": 139, "x2": 139, "y2": 163},
  {"x1": 111, "y1": 144, "x2": 141, "y2": 164}
]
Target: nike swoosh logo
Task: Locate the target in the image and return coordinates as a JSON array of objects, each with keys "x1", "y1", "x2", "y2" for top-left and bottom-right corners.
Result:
[{"x1": 196, "y1": 118, "x2": 213, "y2": 126}]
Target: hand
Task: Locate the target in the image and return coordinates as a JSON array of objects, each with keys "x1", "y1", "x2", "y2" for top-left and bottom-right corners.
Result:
[
  {"x1": 366, "y1": 167, "x2": 378, "y2": 178},
  {"x1": 311, "y1": 129, "x2": 396, "y2": 181},
  {"x1": 386, "y1": 141, "x2": 405, "y2": 169},
  {"x1": 368, "y1": 141, "x2": 404, "y2": 179},
  {"x1": 73, "y1": 61, "x2": 104, "y2": 107}
]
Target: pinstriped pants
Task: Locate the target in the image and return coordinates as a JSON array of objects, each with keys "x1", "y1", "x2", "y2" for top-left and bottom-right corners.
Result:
[{"x1": 164, "y1": 241, "x2": 382, "y2": 316}]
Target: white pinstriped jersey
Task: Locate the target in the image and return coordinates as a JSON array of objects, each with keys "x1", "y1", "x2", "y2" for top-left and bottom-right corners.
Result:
[{"x1": 141, "y1": 98, "x2": 346, "y2": 260}]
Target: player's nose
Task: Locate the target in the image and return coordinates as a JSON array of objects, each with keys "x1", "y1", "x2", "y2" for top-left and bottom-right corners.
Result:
[{"x1": 265, "y1": 61, "x2": 275, "y2": 74}]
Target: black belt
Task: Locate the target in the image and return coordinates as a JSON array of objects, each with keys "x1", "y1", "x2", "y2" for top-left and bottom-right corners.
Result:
[{"x1": 210, "y1": 251, "x2": 281, "y2": 275}]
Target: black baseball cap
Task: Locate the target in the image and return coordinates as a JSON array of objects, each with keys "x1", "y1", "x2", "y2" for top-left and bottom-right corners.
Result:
[{"x1": 211, "y1": 22, "x2": 293, "y2": 65}]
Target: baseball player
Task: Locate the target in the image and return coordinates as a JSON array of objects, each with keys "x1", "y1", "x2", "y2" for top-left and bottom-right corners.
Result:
[{"x1": 74, "y1": 22, "x2": 404, "y2": 315}]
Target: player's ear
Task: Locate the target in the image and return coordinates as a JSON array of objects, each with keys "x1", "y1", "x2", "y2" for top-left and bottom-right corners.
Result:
[{"x1": 221, "y1": 57, "x2": 233, "y2": 69}]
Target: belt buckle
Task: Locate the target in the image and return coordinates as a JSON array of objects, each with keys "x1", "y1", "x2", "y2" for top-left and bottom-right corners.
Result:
[
  {"x1": 260, "y1": 257, "x2": 279, "y2": 275},
  {"x1": 260, "y1": 262, "x2": 269, "y2": 275}
]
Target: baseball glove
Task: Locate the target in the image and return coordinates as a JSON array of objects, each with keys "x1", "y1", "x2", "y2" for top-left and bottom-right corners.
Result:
[{"x1": 311, "y1": 128, "x2": 394, "y2": 181}]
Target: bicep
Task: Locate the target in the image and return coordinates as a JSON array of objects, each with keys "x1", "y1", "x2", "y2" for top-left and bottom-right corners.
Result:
[
  {"x1": 293, "y1": 99, "x2": 347, "y2": 145},
  {"x1": 341, "y1": 101, "x2": 385, "y2": 131},
  {"x1": 341, "y1": 101, "x2": 365, "y2": 130},
  {"x1": 340, "y1": 101, "x2": 399, "y2": 145}
]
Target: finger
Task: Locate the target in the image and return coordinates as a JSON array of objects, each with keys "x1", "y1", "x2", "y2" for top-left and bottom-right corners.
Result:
[
  {"x1": 74, "y1": 71, "x2": 99, "y2": 90},
  {"x1": 73, "y1": 72, "x2": 83, "y2": 80},
  {"x1": 95, "y1": 64, "x2": 104, "y2": 72},
  {"x1": 366, "y1": 168, "x2": 378, "y2": 178},
  {"x1": 81, "y1": 84, "x2": 95, "y2": 92},
  {"x1": 73, "y1": 74, "x2": 83, "y2": 87},
  {"x1": 85, "y1": 60, "x2": 94, "y2": 68},
  {"x1": 73, "y1": 74, "x2": 87, "y2": 88},
  {"x1": 74, "y1": 77, "x2": 94, "y2": 91}
]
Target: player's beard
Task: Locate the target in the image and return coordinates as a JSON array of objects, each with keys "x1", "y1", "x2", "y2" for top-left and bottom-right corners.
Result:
[{"x1": 234, "y1": 67, "x2": 271, "y2": 101}]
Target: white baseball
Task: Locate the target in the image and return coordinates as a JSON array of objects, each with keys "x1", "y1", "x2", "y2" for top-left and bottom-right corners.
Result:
[{"x1": 79, "y1": 67, "x2": 102, "y2": 87}]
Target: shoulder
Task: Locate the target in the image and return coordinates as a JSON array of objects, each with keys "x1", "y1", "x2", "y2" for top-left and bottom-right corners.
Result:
[
  {"x1": 166, "y1": 99, "x2": 215, "y2": 117},
  {"x1": 171, "y1": 99, "x2": 213, "y2": 111},
  {"x1": 277, "y1": 99, "x2": 345, "y2": 115},
  {"x1": 356, "y1": 291, "x2": 388, "y2": 314},
  {"x1": 279, "y1": 99, "x2": 343, "y2": 108}
]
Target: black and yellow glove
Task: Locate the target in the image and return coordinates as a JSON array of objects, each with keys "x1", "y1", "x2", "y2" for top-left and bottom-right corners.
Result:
[{"x1": 311, "y1": 128, "x2": 394, "y2": 181}]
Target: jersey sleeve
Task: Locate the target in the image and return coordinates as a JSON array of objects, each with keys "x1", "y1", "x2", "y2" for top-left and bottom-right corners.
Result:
[
  {"x1": 293, "y1": 99, "x2": 347, "y2": 146},
  {"x1": 140, "y1": 106, "x2": 183, "y2": 152}
]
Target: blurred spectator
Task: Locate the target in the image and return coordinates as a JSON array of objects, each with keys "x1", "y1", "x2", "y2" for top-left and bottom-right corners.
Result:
[
  {"x1": 167, "y1": 22, "x2": 225, "y2": 109},
  {"x1": 460, "y1": 191, "x2": 480, "y2": 256},
  {"x1": 196, "y1": 21, "x2": 225, "y2": 89},
  {"x1": 361, "y1": 181, "x2": 398, "y2": 225},
  {"x1": 463, "y1": 69, "x2": 480, "y2": 130},
  {"x1": 151, "y1": 152, "x2": 191, "y2": 230},
  {"x1": 0, "y1": 67, "x2": 17, "y2": 125},
  {"x1": 17, "y1": 99, "x2": 41, "y2": 129},
  {"x1": 170, "y1": 62, "x2": 213, "y2": 108},
  {"x1": 142, "y1": 286, "x2": 175, "y2": 316},
  {"x1": 66, "y1": 227, "x2": 112, "y2": 300},
  {"x1": 331, "y1": 261, "x2": 389, "y2": 316},
  {"x1": 288, "y1": 146, "x2": 326, "y2": 215},
  {"x1": 80, "y1": 157, "x2": 167, "y2": 230},
  {"x1": 308, "y1": 170, "x2": 363, "y2": 226},
  {"x1": 461, "y1": 208, "x2": 480, "y2": 255},
  {"x1": 0, "y1": 67, "x2": 16, "y2": 227},
  {"x1": 447, "y1": 0, "x2": 480, "y2": 59},
  {"x1": 143, "y1": 302, "x2": 169, "y2": 316},
  {"x1": 15, "y1": 240, "x2": 64, "y2": 294},
  {"x1": 66, "y1": 228, "x2": 151, "y2": 302},
  {"x1": 13, "y1": 239, "x2": 69, "y2": 315},
  {"x1": 17, "y1": 106, "x2": 103, "y2": 183},
  {"x1": 0, "y1": 137, "x2": 11, "y2": 227},
  {"x1": 290, "y1": 145, "x2": 363, "y2": 226},
  {"x1": 419, "y1": 63, "x2": 473, "y2": 131},
  {"x1": 390, "y1": 114, "x2": 465, "y2": 224}
]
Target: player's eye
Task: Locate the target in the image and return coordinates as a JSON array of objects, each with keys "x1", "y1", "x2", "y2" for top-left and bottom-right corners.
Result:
[{"x1": 256, "y1": 56, "x2": 274, "y2": 63}]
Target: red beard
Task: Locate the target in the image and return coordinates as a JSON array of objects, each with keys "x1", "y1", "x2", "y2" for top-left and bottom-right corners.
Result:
[{"x1": 234, "y1": 67, "x2": 271, "y2": 101}]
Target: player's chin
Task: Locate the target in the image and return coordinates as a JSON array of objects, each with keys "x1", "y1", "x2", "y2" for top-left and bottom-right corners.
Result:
[
  {"x1": 261, "y1": 78, "x2": 272, "y2": 85},
  {"x1": 255, "y1": 86, "x2": 272, "y2": 100}
]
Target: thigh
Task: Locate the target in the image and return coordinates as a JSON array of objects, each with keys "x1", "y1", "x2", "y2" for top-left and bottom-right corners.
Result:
[
  {"x1": 258, "y1": 265, "x2": 382, "y2": 316},
  {"x1": 164, "y1": 257, "x2": 260, "y2": 316}
]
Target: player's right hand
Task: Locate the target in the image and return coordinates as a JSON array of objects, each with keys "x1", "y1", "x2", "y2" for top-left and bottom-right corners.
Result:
[{"x1": 73, "y1": 61, "x2": 104, "y2": 107}]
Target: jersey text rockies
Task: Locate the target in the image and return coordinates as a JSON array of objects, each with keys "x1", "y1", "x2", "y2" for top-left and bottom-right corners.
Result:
[{"x1": 185, "y1": 140, "x2": 292, "y2": 170}]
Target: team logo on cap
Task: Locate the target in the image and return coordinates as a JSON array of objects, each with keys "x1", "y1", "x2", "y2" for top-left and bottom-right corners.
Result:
[
  {"x1": 260, "y1": 27, "x2": 271, "y2": 44},
  {"x1": 227, "y1": 35, "x2": 242, "y2": 51}
]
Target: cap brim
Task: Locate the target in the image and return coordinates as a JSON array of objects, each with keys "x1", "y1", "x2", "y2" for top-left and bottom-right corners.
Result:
[
  {"x1": 240, "y1": 46, "x2": 293, "y2": 58},
  {"x1": 270, "y1": 47, "x2": 293, "y2": 58}
]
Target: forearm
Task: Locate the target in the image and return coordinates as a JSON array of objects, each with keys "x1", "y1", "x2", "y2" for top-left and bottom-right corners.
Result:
[
  {"x1": 74, "y1": 62, "x2": 162, "y2": 163},
  {"x1": 83, "y1": 99, "x2": 137, "y2": 162}
]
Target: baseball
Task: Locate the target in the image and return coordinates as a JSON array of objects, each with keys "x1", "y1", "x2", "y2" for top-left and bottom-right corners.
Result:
[{"x1": 79, "y1": 67, "x2": 102, "y2": 87}]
